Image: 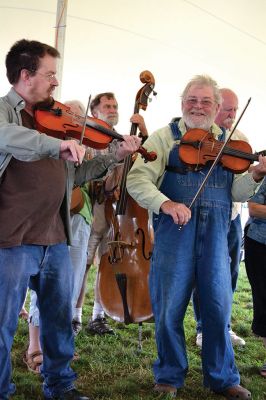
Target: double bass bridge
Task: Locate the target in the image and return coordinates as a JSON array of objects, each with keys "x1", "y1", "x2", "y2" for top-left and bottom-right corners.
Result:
[{"x1": 107, "y1": 240, "x2": 135, "y2": 264}]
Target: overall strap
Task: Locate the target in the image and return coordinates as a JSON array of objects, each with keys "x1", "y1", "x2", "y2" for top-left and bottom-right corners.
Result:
[
  {"x1": 168, "y1": 119, "x2": 182, "y2": 141},
  {"x1": 166, "y1": 120, "x2": 188, "y2": 174}
]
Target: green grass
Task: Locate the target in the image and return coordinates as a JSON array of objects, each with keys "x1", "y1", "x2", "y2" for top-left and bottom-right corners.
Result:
[{"x1": 11, "y1": 263, "x2": 266, "y2": 399}]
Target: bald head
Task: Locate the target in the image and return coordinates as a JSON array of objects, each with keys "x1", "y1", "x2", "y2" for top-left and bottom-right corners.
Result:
[{"x1": 215, "y1": 88, "x2": 238, "y2": 130}]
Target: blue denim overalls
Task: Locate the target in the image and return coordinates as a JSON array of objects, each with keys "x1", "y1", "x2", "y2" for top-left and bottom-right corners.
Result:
[{"x1": 150, "y1": 123, "x2": 240, "y2": 391}]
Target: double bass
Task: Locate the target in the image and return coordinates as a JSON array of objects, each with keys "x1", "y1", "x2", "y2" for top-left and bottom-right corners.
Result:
[{"x1": 97, "y1": 71, "x2": 156, "y2": 327}]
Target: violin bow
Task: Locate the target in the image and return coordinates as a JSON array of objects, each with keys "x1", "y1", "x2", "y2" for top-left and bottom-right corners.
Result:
[
  {"x1": 179, "y1": 97, "x2": 251, "y2": 229},
  {"x1": 73, "y1": 95, "x2": 91, "y2": 167},
  {"x1": 80, "y1": 95, "x2": 91, "y2": 145}
]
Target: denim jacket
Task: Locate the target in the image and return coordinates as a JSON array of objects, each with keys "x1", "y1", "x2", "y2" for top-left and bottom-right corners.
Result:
[
  {"x1": 0, "y1": 88, "x2": 119, "y2": 244},
  {"x1": 246, "y1": 178, "x2": 266, "y2": 245}
]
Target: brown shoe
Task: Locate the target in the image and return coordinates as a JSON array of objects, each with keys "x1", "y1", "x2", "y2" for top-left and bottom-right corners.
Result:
[
  {"x1": 215, "y1": 385, "x2": 251, "y2": 400},
  {"x1": 153, "y1": 384, "x2": 177, "y2": 397}
]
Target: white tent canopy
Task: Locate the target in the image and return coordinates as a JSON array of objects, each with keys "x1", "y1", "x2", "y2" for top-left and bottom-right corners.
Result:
[{"x1": 0, "y1": 0, "x2": 266, "y2": 151}]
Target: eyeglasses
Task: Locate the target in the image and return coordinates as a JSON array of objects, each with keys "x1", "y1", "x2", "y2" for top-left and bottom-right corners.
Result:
[
  {"x1": 222, "y1": 107, "x2": 238, "y2": 113},
  {"x1": 184, "y1": 98, "x2": 215, "y2": 108},
  {"x1": 30, "y1": 71, "x2": 57, "y2": 82}
]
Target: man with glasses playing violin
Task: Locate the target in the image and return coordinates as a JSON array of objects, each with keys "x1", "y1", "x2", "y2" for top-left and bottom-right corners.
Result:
[
  {"x1": 127, "y1": 75, "x2": 266, "y2": 399},
  {"x1": 0, "y1": 39, "x2": 141, "y2": 400}
]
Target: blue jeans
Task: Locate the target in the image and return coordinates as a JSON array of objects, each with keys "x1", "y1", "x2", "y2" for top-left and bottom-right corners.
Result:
[
  {"x1": 228, "y1": 214, "x2": 242, "y2": 293},
  {"x1": 70, "y1": 214, "x2": 91, "y2": 312},
  {"x1": 193, "y1": 214, "x2": 242, "y2": 333},
  {"x1": 28, "y1": 215, "x2": 91, "y2": 328},
  {"x1": 29, "y1": 289, "x2": 39, "y2": 326},
  {"x1": 0, "y1": 244, "x2": 76, "y2": 399}
]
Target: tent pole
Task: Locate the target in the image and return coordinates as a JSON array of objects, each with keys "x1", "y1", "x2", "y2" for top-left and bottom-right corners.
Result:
[{"x1": 54, "y1": 0, "x2": 68, "y2": 100}]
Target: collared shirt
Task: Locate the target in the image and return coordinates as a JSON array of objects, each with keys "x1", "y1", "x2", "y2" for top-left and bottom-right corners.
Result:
[{"x1": 127, "y1": 119, "x2": 260, "y2": 215}]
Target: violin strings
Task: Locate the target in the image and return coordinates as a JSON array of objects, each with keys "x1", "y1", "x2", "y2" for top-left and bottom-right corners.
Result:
[
  {"x1": 111, "y1": 146, "x2": 134, "y2": 263},
  {"x1": 186, "y1": 141, "x2": 255, "y2": 160}
]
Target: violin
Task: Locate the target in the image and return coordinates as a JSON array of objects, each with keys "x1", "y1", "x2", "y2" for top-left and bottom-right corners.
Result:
[
  {"x1": 179, "y1": 128, "x2": 266, "y2": 174},
  {"x1": 35, "y1": 99, "x2": 157, "y2": 162},
  {"x1": 70, "y1": 186, "x2": 84, "y2": 214}
]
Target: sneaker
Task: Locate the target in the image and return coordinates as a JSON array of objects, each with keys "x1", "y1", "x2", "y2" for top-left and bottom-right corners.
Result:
[
  {"x1": 229, "y1": 330, "x2": 246, "y2": 346},
  {"x1": 196, "y1": 332, "x2": 202, "y2": 348},
  {"x1": 72, "y1": 320, "x2": 82, "y2": 336},
  {"x1": 87, "y1": 316, "x2": 115, "y2": 335},
  {"x1": 196, "y1": 330, "x2": 245, "y2": 348}
]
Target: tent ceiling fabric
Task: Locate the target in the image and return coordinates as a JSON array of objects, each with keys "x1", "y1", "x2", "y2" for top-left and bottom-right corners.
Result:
[{"x1": 0, "y1": 0, "x2": 266, "y2": 150}]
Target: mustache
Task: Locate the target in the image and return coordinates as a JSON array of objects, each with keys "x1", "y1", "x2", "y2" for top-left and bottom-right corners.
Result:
[
  {"x1": 191, "y1": 108, "x2": 207, "y2": 114},
  {"x1": 224, "y1": 117, "x2": 234, "y2": 124}
]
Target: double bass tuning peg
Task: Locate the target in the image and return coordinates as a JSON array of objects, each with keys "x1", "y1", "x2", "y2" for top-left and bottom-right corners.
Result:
[{"x1": 149, "y1": 90, "x2": 157, "y2": 102}]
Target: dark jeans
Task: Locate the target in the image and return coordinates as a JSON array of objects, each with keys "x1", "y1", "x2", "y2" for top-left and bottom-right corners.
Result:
[
  {"x1": 244, "y1": 234, "x2": 266, "y2": 337},
  {"x1": 228, "y1": 214, "x2": 242, "y2": 292}
]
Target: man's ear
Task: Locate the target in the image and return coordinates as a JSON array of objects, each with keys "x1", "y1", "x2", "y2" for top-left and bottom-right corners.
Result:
[
  {"x1": 20, "y1": 68, "x2": 32, "y2": 86},
  {"x1": 215, "y1": 103, "x2": 221, "y2": 116}
]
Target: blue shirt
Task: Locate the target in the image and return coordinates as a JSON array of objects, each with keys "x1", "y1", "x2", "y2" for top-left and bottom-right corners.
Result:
[{"x1": 246, "y1": 178, "x2": 266, "y2": 245}]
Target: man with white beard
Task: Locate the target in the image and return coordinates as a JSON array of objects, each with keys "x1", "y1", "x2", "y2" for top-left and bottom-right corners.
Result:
[
  {"x1": 127, "y1": 75, "x2": 266, "y2": 399},
  {"x1": 193, "y1": 88, "x2": 247, "y2": 348}
]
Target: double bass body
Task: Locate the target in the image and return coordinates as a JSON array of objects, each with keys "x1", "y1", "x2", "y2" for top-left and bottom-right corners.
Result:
[{"x1": 98, "y1": 196, "x2": 153, "y2": 323}]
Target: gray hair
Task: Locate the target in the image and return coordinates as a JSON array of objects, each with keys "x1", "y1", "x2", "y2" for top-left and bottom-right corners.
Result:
[
  {"x1": 181, "y1": 75, "x2": 222, "y2": 105},
  {"x1": 64, "y1": 100, "x2": 86, "y2": 115},
  {"x1": 90, "y1": 92, "x2": 116, "y2": 113}
]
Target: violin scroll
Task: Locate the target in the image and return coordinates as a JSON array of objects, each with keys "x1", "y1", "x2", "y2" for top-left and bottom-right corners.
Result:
[{"x1": 138, "y1": 147, "x2": 157, "y2": 162}]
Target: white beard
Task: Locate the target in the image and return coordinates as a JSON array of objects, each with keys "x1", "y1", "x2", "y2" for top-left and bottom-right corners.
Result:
[
  {"x1": 183, "y1": 110, "x2": 214, "y2": 131},
  {"x1": 96, "y1": 110, "x2": 118, "y2": 128},
  {"x1": 223, "y1": 117, "x2": 234, "y2": 129}
]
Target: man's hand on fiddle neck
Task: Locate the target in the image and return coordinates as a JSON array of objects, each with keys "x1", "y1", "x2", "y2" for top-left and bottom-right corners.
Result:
[
  {"x1": 251, "y1": 155, "x2": 266, "y2": 182},
  {"x1": 115, "y1": 135, "x2": 141, "y2": 161}
]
